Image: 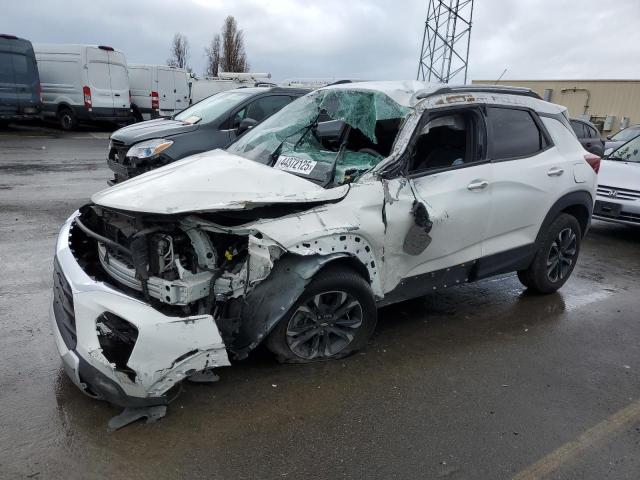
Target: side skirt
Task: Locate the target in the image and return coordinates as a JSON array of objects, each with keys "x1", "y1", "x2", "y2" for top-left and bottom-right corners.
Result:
[{"x1": 377, "y1": 243, "x2": 536, "y2": 308}]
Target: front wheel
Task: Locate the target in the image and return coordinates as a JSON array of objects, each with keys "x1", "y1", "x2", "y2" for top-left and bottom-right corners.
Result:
[
  {"x1": 518, "y1": 213, "x2": 582, "y2": 293},
  {"x1": 265, "y1": 266, "x2": 377, "y2": 363}
]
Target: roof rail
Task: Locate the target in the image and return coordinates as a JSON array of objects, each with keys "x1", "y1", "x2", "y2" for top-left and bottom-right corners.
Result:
[{"x1": 416, "y1": 84, "x2": 542, "y2": 101}]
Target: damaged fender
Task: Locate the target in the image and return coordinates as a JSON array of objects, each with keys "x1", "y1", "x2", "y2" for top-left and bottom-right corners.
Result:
[{"x1": 228, "y1": 253, "x2": 351, "y2": 358}]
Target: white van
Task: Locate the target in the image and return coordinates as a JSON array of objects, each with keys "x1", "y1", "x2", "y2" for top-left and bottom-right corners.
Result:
[
  {"x1": 34, "y1": 44, "x2": 131, "y2": 130},
  {"x1": 128, "y1": 64, "x2": 190, "y2": 121},
  {"x1": 190, "y1": 73, "x2": 273, "y2": 103}
]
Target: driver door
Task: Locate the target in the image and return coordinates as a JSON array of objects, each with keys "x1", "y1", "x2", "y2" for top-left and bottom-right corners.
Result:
[{"x1": 381, "y1": 106, "x2": 492, "y2": 295}]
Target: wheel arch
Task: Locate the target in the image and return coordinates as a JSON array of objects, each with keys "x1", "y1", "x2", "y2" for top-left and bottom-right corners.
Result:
[
  {"x1": 536, "y1": 190, "x2": 593, "y2": 243},
  {"x1": 226, "y1": 251, "x2": 375, "y2": 360}
]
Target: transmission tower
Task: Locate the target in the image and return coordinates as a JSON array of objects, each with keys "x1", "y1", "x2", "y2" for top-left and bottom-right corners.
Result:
[{"x1": 416, "y1": 0, "x2": 475, "y2": 84}]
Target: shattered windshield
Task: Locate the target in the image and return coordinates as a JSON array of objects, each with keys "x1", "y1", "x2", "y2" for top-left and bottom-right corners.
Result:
[
  {"x1": 608, "y1": 136, "x2": 640, "y2": 163},
  {"x1": 227, "y1": 88, "x2": 410, "y2": 187}
]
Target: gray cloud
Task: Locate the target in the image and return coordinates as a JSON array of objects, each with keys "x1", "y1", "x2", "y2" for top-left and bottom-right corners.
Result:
[{"x1": 3, "y1": 0, "x2": 640, "y2": 82}]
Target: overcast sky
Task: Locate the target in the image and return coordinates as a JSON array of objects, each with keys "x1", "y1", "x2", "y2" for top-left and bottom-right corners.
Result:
[{"x1": 3, "y1": 0, "x2": 640, "y2": 82}]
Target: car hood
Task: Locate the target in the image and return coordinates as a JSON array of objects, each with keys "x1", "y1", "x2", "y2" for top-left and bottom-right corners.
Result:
[
  {"x1": 598, "y1": 159, "x2": 640, "y2": 191},
  {"x1": 92, "y1": 149, "x2": 350, "y2": 214},
  {"x1": 604, "y1": 140, "x2": 626, "y2": 152},
  {"x1": 110, "y1": 118, "x2": 199, "y2": 145}
]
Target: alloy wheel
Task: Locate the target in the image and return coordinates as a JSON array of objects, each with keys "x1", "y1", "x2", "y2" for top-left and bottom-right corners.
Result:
[
  {"x1": 546, "y1": 228, "x2": 577, "y2": 283},
  {"x1": 286, "y1": 291, "x2": 363, "y2": 360}
]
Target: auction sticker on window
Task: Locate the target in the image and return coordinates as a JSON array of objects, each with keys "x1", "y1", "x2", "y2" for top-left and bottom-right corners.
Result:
[{"x1": 274, "y1": 155, "x2": 317, "y2": 175}]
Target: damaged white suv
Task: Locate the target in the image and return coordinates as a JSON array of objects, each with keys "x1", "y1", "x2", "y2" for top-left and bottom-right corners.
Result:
[{"x1": 51, "y1": 81, "x2": 597, "y2": 416}]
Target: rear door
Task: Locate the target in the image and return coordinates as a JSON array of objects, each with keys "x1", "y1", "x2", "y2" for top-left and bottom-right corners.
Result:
[
  {"x1": 173, "y1": 70, "x2": 189, "y2": 112},
  {"x1": 0, "y1": 51, "x2": 18, "y2": 114},
  {"x1": 128, "y1": 66, "x2": 151, "y2": 110},
  {"x1": 107, "y1": 51, "x2": 129, "y2": 112},
  {"x1": 86, "y1": 47, "x2": 113, "y2": 110},
  {"x1": 157, "y1": 67, "x2": 175, "y2": 114},
  {"x1": 484, "y1": 106, "x2": 572, "y2": 256}
]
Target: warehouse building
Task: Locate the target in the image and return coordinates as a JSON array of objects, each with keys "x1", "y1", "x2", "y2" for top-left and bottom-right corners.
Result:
[{"x1": 471, "y1": 79, "x2": 640, "y2": 135}]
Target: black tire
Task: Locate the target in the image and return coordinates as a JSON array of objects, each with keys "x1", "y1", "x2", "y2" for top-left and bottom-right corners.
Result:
[
  {"x1": 518, "y1": 213, "x2": 582, "y2": 294},
  {"x1": 58, "y1": 107, "x2": 77, "y2": 131},
  {"x1": 265, "y1": 266, "x2": 377, "y2": 363},
  {"x1": 132, "y1": 108, "x2": 143, "y2": 123}
]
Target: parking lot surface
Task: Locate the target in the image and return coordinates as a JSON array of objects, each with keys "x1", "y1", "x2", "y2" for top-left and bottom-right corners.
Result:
[{"x1": 1, "y1": 127, "x2": 639, "y2": 480}]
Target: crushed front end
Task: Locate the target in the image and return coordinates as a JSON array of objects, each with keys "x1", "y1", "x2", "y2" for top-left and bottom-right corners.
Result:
[{"x1": 50, "y1": 205, "x2": 286, "y2": 407}]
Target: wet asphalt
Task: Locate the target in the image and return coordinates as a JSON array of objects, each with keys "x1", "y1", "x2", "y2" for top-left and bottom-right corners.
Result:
[{"x1": 1, "y1": 125, "x2": 639, "y2": 480}]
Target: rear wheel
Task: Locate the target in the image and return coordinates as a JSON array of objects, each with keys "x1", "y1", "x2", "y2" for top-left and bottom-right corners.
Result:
[
  {"x1": 58, "y1": 107, "x2": 77, "y2": 131},
  {"x1": 518, "y1": 213, "x2": 581, "y2": 293},
  {"x1": 265, "y1": 266, "x2": 377, "y2": 363}
]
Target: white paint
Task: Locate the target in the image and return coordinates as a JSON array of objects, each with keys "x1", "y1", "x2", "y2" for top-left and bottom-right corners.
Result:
[{"x1": 92, "y1": 149, "x2": 350, "y2": 214}]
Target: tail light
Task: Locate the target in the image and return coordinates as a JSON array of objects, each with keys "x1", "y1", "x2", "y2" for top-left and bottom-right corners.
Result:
[
  {"x1": 584, "y1": 153, "x2": 600, "y2": 174},
  {"x1": 36, "y1": 81, "x2": 43, "y2": 103},
  {"x1": 151, "y1": 91, "x2": 159, "y2": 110},
  {"x1": 83, "y1": 85, "x2": 92, "y2": 109}
]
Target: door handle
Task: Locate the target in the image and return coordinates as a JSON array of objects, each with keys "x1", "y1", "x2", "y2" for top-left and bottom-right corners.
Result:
[
  {"x1": 547, "y1": 167, "x2": 564, "y2": 177},
  {"x1": 467, "y1": 180, "x2": 489, "y2": 191}
]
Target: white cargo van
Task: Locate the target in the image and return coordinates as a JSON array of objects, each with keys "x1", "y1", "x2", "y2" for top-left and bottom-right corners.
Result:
[
  {"x1": 34, "y1": 44, "x2": 131, "y2": 130},
  {"x1": 190, "y1": 72, "x2": 272, "y2": 103},
  {"x1": 128, "y1": 64, "x2": 190, "y2": 121}
]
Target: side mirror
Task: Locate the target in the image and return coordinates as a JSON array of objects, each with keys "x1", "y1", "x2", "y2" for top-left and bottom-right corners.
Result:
[{"x1": 237, "y1": 117, "x2": 258, "y2": 134}]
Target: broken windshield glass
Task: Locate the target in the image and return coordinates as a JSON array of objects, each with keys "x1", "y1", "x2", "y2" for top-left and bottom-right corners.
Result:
[{"x1": 227, "y1": 88, "x2": 410, "y2": 187}]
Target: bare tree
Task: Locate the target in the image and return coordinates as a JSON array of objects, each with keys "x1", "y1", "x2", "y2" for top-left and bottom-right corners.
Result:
[
  {"x1": 220, "y1": 16, "x2": 249, "y2": 73},
  {"x1": 167, "y1": 33, "x2": 190, "y2": 70},
  {"x1": 204, "y1": 34, "x2": 221, "y2": 77}
]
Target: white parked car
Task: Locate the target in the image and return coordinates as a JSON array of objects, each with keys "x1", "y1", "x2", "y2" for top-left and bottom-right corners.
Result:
[
  {"x1": 34, "y1": 44, "x2": 131, "y2": 130},
  {"x1": 594, "y1": 135, "x2": 640, "y2": 225},
  {"x1": 51, "y1": 81, "x2": 597, "y2": 421},
  {"x1": 128, "y1": 64, "x2": 190, "y2": 121}
]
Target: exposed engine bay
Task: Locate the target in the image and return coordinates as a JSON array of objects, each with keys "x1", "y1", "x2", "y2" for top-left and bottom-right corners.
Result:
[{"x1": 72, "y1": 205, "x2": 284, "y2": 334}]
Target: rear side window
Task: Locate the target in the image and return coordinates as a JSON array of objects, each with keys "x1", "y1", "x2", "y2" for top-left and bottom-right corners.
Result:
[
  {"x1": 245, "y1": 95, "x2": 292, "y2": 122},
  {"x1": 487, "y1": 107, "x2": 549, "y2": 160}
]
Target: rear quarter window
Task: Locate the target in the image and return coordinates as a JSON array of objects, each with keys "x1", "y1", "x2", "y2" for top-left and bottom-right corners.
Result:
[{"x1": 487, "y1": 107, "x2": 550, "y2": 160}]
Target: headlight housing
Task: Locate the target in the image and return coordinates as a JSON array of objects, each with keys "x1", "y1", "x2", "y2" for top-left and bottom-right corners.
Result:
[{"x1": 126, "y1": 138, "x2": 174, "y2": 160}]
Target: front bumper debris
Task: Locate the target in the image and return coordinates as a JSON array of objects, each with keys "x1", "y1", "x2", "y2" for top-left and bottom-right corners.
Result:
[{"x1": 50, "y1": 211, "x2": 231, "y2": 407}]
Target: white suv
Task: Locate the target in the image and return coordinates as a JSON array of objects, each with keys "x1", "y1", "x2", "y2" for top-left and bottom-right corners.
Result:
[{"x1": 51, "y1": 81, "x2": 597, "y2": 415}]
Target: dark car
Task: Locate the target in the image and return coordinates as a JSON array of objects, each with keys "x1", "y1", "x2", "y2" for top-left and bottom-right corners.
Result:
[
  {"x1": 604, "y1": 124, "x2": 640, "y2": 154},
  {"x1": 107, "y1": 86, "x2": 309, "y2": 184},
  {"x1": 569, "y1": 118, "x2": 604, "y2": 156},
  {"x1": 0, "y1": 34, "x2": 41, "y2": 125}
]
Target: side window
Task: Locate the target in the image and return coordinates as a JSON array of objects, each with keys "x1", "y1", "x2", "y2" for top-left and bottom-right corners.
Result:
[
  {"x1": 486, "y1": 107, "x2": 549, "y2": 160},
  {"x1": 408, "y1": 109, "x2": 480, "y2": 174},
  {"x1": 245, "y1": 95, "x2": 292, "y2": 122},
  {"x1": 589, "y1": 126, "x2": 600, "y2": 139}
]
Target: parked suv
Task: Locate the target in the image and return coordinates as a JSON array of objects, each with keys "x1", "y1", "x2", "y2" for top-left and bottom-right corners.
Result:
[
  {"x1": 51, "y1": 82, "x2": 597, "y2": 419},
  {"x1": 106, "y1": 86, "x2": 309, "y2": 184},
  {"x1": 0, "y1": 34, "x2": 41, "y2": 124}
]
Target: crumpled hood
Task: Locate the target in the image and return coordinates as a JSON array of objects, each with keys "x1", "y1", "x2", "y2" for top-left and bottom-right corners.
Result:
[
  {"x1": 92, "y1": 149, "x2": 350, "y2": 214},
  {"x1": 110, "y1": 118, "x2": 199, "y2": 145},
  {"x1": 598, "y1": 159, "x2": 640, "y2": 191}
]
